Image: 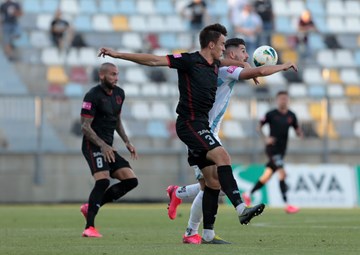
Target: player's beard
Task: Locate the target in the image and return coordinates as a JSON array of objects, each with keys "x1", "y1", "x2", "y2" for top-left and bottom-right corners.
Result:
[{"x1": 102, "y1": 77, "x2": 116, "y2": 90}]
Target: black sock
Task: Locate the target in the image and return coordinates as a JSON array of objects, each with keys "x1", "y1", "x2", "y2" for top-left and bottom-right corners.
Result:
[
  {"x1": 86, "y1": 179, "x2": 110, "y2": 228},
  {"x1": 217, "y1": 165, "x2": 242, "y2": 207},
  {"x1": 251, "y1": 180, "x2": 264, "y2": 194},
  {"x1": 202, "y1": 186, "x2": 220, "y2": 230},
  {"x1": 279, "y1": 180, "x2": 288, "y2": 203},
  {"x1": 101, "y1": 178, "x2": 138, "y2": 206}
]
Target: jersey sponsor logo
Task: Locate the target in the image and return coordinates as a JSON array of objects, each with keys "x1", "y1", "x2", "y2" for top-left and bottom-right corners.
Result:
[
  {"x1": 173, "y1": 53, "x2": 182, "y2": 58},
  {"x1": 115, "y1": 95, "x2": 122, "y2": 105},
  {"x1": 227, "y1": 66, "x2": 237, "y2": 73},
  {"x1": 82, "y1": 101, "x2": 92, "y2": 110},
  {"x1": 92, "y1": 152, "x2": 103, "y2": 157}
]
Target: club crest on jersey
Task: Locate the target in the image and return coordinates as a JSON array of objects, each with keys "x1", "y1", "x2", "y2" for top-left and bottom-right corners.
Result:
[
  {"x1": 173, "y1": 53, "x2": 182, "y2": 58},
  {"x1": 82, "y1": 101, "x2": 92, "y2": 110},
  {"x1": 227, "y1": 66, "x2": 237, "y2": 74},
  {"x1": 116, "y1": 95, "x2": 122, "y2": 105},
  {"x1": 198, "y1": 129, "x2": 211, "y2": 136}
]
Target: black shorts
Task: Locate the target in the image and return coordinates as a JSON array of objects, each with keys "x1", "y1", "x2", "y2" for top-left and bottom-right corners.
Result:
[
  {"x1": 176, "y1": 118, "x2": 220, "y2": 169},
  {"x1": 82, "y1": 140, "x2": 131, "y2": 176},
  {"x1": 265, "y1": 145, "x2": 286, "y2": 172}
]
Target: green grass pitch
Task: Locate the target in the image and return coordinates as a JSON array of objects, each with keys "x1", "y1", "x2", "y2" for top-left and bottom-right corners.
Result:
[{"x1": 0, "y1": 204, "x2": 359, "y2": 255}]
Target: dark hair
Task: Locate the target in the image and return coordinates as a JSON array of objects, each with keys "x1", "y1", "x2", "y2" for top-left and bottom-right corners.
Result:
[
  {"x1": 199, "y1": 23, "x2": 227, "y2": 49},
  {"x1": 99, "y1": 62, "x2": 116, "y2": 73},
  {"x1": 225, "y1": 38, "x2": 246, "y2": 49},
  {"x1": 276, "y1": 90, "x2": 288, "y2": 97}
]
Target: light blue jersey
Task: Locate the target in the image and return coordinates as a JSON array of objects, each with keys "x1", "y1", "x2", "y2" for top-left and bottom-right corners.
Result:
[{"x1": 208, "y1": 65, "x2": 243, "y2": 141}]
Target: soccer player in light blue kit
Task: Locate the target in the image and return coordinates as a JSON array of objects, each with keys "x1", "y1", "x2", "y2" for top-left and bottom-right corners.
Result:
[{"x1": 167, "y1": 38, "x2": 298, "y2": 244}]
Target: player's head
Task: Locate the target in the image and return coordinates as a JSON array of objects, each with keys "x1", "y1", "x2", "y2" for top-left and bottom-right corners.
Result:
[
  {"x1": 224, "y1": 38, "x2": 249, "y2": 62},
  {"x1": 276, "y1": 91, "x2": 289, "y2": 110},
  {"x1": 99, "y1": 62, "x2": 118, "y2": 90},
  {"x1": 199, "y1": 23, "x2": 227, "y2": 60}
]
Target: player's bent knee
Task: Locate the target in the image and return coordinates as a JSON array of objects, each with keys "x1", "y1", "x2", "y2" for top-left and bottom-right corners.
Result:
[{"x1": 125, "y1": 178, "x2": 138, "y2": 190}]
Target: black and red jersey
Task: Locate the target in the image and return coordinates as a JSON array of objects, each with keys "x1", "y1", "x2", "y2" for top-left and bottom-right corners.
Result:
[
  {"x1": 260, "y1": 109, "x2": 299, "y2": 150},
  {"x1": 167, "y1": 51, "x2": 220, "y2": 122},
  {"x1": 81, "y1": 84, "x2": 125, "y2": 145}
]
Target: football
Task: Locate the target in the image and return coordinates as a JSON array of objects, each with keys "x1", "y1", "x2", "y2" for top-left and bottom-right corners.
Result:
[{"x1": 253, "y1": 45, "x2": 278, "y2": 67}]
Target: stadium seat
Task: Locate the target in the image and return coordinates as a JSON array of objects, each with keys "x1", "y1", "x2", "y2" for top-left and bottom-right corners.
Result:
[
  {"x1": 349, "y1": 103, "x2": 360, "y2": 118},
  {"x1": 148, "y1": 16, "x2": 166, "y2": 32},
  {"x1": 78, "y1": 47, "x2": 97, "y2": 66},
  {"x1": 155, "y1": 0, "x2": 174, "y2": 15},
  {"x1": 36, "y1": 14, "x2": 53, "y2": 30},
  {"x1": 112, "y1": 16, "x2": 129, "y2": 31},
  {"x1": 118, "y1": 0, "x2": 136, "y2": 15},
  {"x1": 263, "y1": 72, "x2": 286, "y2": 86},
  {"x1": 289, "y1": 83, "x2": 307, "y2": 98},
  {"x1": 151, "y1": 102, "x2": 172, "y2": 120},
  {"x1": 99, "y1": 0, "x2": 119, "y2": 14},
  {"x1": 137, "y1": 0, "x2": 155, "y2": 14},
  {"x1": 308, "y1": 33, "x2": 326, "y2": 51},
  {"x1": 355, "y1": 50, "x2": 360, "y2": 67},
  {"x1": 65, "y1": 48, "x2": 79, "y2": 66},
  {"x1": 336, "y1": 34, "x2": 358, "y2": 49},
  {"x1": 23, "y1": 0, "x2": 41, "y2": 13},
  {"x1": 132, "y1": 102, "x2": 151, "y2": 120},
  {"x1": 345, "y1": 0, "x2": 360, "y2": 16},
  {"x1": 60, "y1": 0, "x2": 79, "y2": 15},
  {"x1": 208, "y1": 0, "x2": 228, "y2": 16},
  {"x1": 331, "y1": 102, "x2": 351, "y2": 120},
  {"x1": 353, "y1": 120, "x2": 360, "y2": 137},
  {"x1": 335, "y1": 49, "x2": 355, "y2": 68},
  {"x1": 306, "y1": 0, "x2": 325, "y2": 16},
  {"x1": 48, "y1": 84, "x2": 64, "y2": 96},
  {"x1": 309, "y1": 102, "x2": 323, "y2": 121},
  {"x1": 326, "y1": 0, "x2": 345, "y2": 16},
  {"x1": 222, "y1": 120, "x2": 245, "y2": 138},
  {"x1": 41, "y1": 48, "x2": 65, "y2": 65},
  {"x1": 159, "y1": 34, "x2": 178, "y2": 49},
  {"x1": 327, "y1": 69, "x2": 342, "y2": 84},
  {"x1": 303, "y1": 67, "x2": 324, "y2": 84},
  {"x1": 326, "y1": 17, "x2": 344, "y2": 33},
  {"x1": 129, "y1": 16, "x2": 147, "y2": 32},
  {"x1": 69, "y1": 67, "x2": 88, "y2": 84},
  {"x1": 122, "y1": 83, "x2": 140, "y2": 97},
  {"x1": 229, "y1": 101, "x2": 249, "y2": 120},
  {"x1": 345, "y1": 17, "x2": 360, "y2": 33},
  {"x1": 288, "y1": 0, "x2": 305, "y2": 16},
  {"x1": 308, "y1": 85, "x2": 326, "y2": 98},
  {"x1": 164, "y1": 16, "x2": 186, "y2": 32},
  {"x1": 19, "y1": 13, "x2": 37, "y2": 30},
  {"x1": 334, "y1": 120, "x2": 354, "y2": 138},
  {"x1": 281, "y1": 49, "x2": 298, "y2": 63},
  {"x1": 256, "y1": 101, "x2": 270, "y2": 119},
  {"x1": 64, "y1": 82, "x2": 84, "y2": 97},
  {"x1": 345, "y1": 85, "x2": 360, "y2": 97},
  {"x1": 125, "y1": 67, "x2": 148, "y2": 83},
  {"x1": 271, "y1": 34, "x2": 289, "y2": 51},
  {"x1": 340, "y1": 69, "x2": 359, "y2": 84},
  {"x1": 73, "y1": 15, "x2": 92, "y2": 32},
  {"x1": 316, "y1": 50, "x2": 336, "y2": 68},
  {"x1": 275, "y1": 16, "x2": 295, "y2": 34},
  {"x1": 122, "y1": 33, "x2": 142, "y2": 50},
  {"x1": 312, "y1": 16, "x2": 327, "y2": 33},
  {"x1": 327, "y1": 84, "x2": 344, "y2": 98},
  {"x1": 42, "y1": 0, "x2": 58, "y2": 13},
  {"x1": 92, "y1": 15, "x2": 113, "y2": 31},
  {"x1": 47, "y1": 66, "x2": 68, "y2": 84},
  {"x1": 141, "y1": 83, "x2": 159, "y2": 97},
  {"x1": 177, "y1": 33, "x2": 193, "y2": 49},
  {"x1": 291, "y1": 102, "x2": 311, "y2": 121},
  {"x1": 316, "y1": 119, "x2": 338, "y2": 139},
  {"x1": 272, "y1": 0, "x2": 288, "y2": 16},
  {"x1": 79, "y1": 0, "x2": 97, "y2": 14},
  {"x1": 13, "y1": 32, "x2": 30, "y2": 48},
  {"x1": 147, "y1": 120, "x2": 170, "y2": 138}
]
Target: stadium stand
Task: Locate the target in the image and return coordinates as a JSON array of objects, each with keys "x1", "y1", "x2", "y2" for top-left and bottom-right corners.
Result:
[{"x1": 0, "y1": 0, "x2": 359, "y2": 154}]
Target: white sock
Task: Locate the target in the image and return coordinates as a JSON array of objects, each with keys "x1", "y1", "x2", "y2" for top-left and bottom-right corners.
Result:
[
  {"x1": 184, "y1": 190, "x2": 203, "y2": 236},
  {"x1": 236, "y1": 203, "x2": 246, "y2": 215},
  {"x1": 176, "y1": 183, "x2": 201, "y2": 200},
  {"x1": 202, "y1": 229, "x2": 215, "y2": 242}
]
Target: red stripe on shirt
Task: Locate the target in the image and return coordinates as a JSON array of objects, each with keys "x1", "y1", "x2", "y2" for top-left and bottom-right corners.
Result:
[
  {"x1": 186, "y1": 120, "x2": 209, "y2": 150},
  {"x1": 185, "y1": 74, "x2": 195, "y2": 120}
]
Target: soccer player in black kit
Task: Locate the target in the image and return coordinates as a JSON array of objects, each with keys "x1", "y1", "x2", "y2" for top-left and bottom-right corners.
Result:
[
  {"x1": 243, "y1": 91, "x2": 303, "y2": 214},
  {"x1": 80, "y1": 63, "x2": 138, "y2": 238},
  {"x1": 98, "y1": 23, "x2": 265, "y2": 244}
]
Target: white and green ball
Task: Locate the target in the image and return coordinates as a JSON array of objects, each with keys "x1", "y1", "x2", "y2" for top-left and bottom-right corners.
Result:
[{"x1": 253, "y1": 45, "x2": 278, "y2": 67}]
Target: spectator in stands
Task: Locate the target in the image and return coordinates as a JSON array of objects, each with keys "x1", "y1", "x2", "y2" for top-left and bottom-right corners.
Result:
[
  {"x1": 227, "y1": 0, "x2": 249, "y2": 36},
  {"x1": 181, "y1": 0, "x2": 209, "y2": 31},
  {"x1": 297, "y1": 9, "x2": 317, "y2": 60},
  {"x1": 50, "y1": 9, "x2": 71, "y2": 51},
  {"x1": 0, "y1": 0, "x2": 22, "y2": 61},
  {"x1": 71, "y1": 32, "x2": 87, "y2": 48},
  {"x1": 233, "y1": 3, "x2": 263, "y2": 60},
  {"x1": 254, "y1": 0, "x2": 273, "y2": 46}
]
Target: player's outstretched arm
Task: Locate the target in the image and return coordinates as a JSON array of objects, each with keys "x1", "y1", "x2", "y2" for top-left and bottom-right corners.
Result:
[
  {"x1": 98, "y1": 47, "x2": 168, "y2": 67},
  {"x1": 240, "y1": 62, "x2": 297, "y2": 80}
]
